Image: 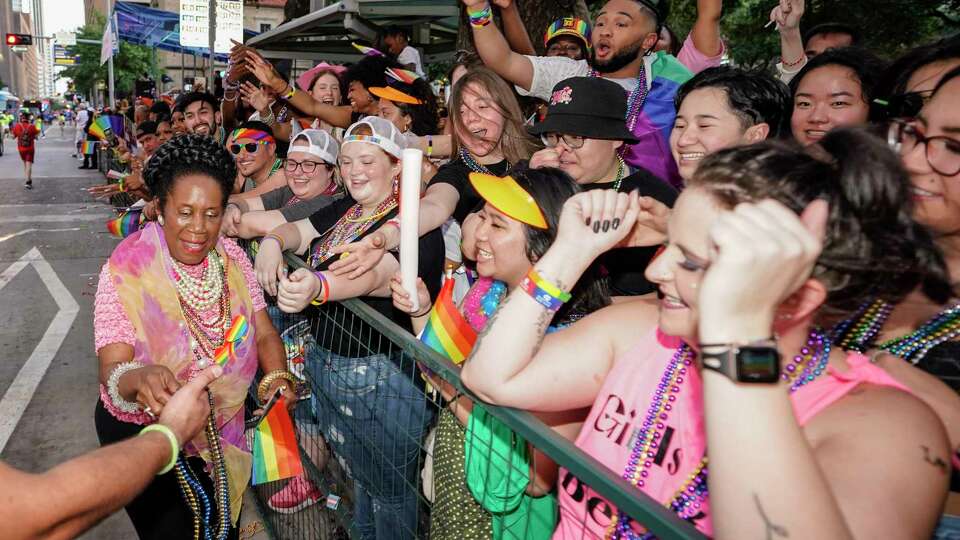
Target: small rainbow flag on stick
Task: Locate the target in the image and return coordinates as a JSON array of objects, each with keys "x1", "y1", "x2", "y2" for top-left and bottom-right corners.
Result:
[
  {"x1": 386, "y1": 67, "x2": 420, "y2": 85},
  {"x1": 88, "y1": 115, "x2": 125, "y2": 141},
  {"x1": 352, "y1": 42, "x2": 385, "y2": 57},
  {"x1": 81, "y1": 140, "x2": 98, "y2": 155},
  {"x1": 419, "y1": 279, "x2": 476, "y2": 365},
  {"x1": 106, "y1": 210, "x2": 144, "y2": 238},
  {"x1": 251, "y1": 396, "x2": 304, "y2": 485}
]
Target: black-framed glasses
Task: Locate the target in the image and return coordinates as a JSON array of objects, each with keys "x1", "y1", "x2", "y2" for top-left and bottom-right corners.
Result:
[
  {"x1": 541, "y1": 132, "x2": 586, "y2": 149},
  {"x1": 284, "y1": 159, "x2": 327, "y2": 174},
  {"x1": 888, "y1": 119, "x2": 960, "y2": 177},
  {"x1": 229, "y1": 141, "x2": 268, "y2": 155}
]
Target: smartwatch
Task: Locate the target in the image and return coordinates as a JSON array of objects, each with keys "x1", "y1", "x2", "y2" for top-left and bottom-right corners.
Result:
[{"x1": 700, "y1": 339, "x2": 781, "y2": 383}]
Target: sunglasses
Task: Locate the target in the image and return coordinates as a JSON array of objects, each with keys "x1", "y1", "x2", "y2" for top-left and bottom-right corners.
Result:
[{"x1": 229, "y1": 141, "x2": 269, "y2": 154}]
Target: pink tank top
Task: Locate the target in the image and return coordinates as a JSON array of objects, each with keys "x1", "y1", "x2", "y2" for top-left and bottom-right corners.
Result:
[{"x1": 554, "y1": 328, "x2": 911, "y2": 539}]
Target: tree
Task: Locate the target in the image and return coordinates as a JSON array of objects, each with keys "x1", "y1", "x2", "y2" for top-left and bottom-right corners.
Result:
[{"x1": 57, "y1": 12, "x2": 159, "y2": 102}]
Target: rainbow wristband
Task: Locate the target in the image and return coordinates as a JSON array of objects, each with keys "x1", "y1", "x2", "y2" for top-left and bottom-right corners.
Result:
[
  {"x1": 311, "y1": 271, "x2": 330, "y2": 306},
  {"x1": 468, "y1": 4, "x2": 493, "y2": 27},
  {"x1": 521, "y1": 267, "x2": 571, "y2": 312},
  {"x1": 139, "y1": 424, "x2": 179, "y2": 475},
  {"x1": 282, "y1": 85, "x2": 296, "y2": 100}
]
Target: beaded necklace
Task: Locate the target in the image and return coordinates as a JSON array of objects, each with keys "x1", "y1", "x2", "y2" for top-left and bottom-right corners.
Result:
[
  {"x1": 830, "y1": 298, "x2": 960, "y2": 364},
  {"x1": 167, "y1": 251, "x2": 232, "y2": 540},
  {"x1": 309, "y1": 195, "x2": 398, "y2": 267},
  {"x1": 173, "y1": 390, "x2": 231, "y2": 540},
  {"x1": 611, "y1": 329, "x2": 831, "y2": 538},
  {"x1": 458, "y1": 147, "x2": 496, "y2": 175},
  {"x1": 462, "y1": 278, "x2": 507, "y2": 331},
  {"x1": 609, "y1": 157, "x2": 626, "y2": 191},
  {"x1": 588, "y1": 64, "x2": 649, "y2": 133}
]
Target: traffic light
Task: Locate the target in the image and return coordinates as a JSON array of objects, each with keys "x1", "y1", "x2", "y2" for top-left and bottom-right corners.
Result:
[{"x1": 5, "y1": 33, "x2": 32, "y2": 46}]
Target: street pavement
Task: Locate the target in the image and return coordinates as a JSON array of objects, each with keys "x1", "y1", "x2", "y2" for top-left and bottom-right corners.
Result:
[{"x1": 0, "y1": 128, "x2": 137, "y2": 538}]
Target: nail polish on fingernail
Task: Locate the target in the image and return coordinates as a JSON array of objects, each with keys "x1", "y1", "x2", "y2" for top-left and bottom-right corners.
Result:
[
  {"x1": 585, "y1": 217, "x2": 591, "y2": 226},
  {"x1": 613, "y1": 218, "x2": 621, "y2": 229},
  {"x1": 602, "y1": 221, "x2": 610, "y2": 233},
  {"x1": 593, "y1": 221, "x2": 601, "y2": 233}
]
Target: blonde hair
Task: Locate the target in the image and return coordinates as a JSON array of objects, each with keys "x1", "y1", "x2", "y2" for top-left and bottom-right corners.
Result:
[{"x1": 449, "y1": 67, "x2": 538, "y2": 165}]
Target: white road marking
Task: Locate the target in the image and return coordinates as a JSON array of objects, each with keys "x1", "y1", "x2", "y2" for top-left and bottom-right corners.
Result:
[
  {"x1": 0, "y1": 228, "x2": 82, "y2": 243},
  {"x1": 0, "y1": 213, "x2": 108, "y2": 224},
  {"x1": 0, "y1": 247, "x2": 80, "y2": 453}
]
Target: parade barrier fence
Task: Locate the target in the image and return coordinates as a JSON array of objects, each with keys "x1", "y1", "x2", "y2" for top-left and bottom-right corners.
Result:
[
  {"x1": 239, "y1": 239, "x2": 706, "y2": 540},
  {"x1": 97, "y1": 162, "x2": 705, "y2": 540}
]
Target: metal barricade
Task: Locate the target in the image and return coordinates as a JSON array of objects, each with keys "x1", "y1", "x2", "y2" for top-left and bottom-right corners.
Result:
[{"x1": 243, "y1": 241, "x2": 706, "y2": 540}]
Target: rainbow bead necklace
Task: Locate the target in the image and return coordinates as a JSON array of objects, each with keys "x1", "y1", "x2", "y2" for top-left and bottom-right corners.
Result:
[
  {"x1": 612, "y1": 330, "x2": 831, "y2": 538},
  {"x1": 830, "y1": 298, "x2": 960, "y2": 364}
]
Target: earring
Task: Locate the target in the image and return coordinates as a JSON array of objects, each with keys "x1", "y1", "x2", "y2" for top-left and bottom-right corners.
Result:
[{"x1": 157, "y1": 215, "x2": 164, "y2": 226}]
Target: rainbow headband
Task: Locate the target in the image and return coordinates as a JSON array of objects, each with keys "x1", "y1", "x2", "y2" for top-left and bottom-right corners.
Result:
[
  {"x1": 231, "y1": 128, "x2": 275, "y2": 145},
  {"x1": 469, "y1": 172, "x2": 548, "y2": 229},
  {"x1": 544, "y1": 17, "x2": 592, "y2": 51}
]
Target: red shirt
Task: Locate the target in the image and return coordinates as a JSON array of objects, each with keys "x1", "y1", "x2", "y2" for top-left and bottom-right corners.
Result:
[{"x1": 12, "y1": 122, "x2": 39, "y2": 150}]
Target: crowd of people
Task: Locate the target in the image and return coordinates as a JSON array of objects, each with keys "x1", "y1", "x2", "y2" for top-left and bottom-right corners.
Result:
[{"x1": 6, "y1": 0, "x2": 959, "y2": 538}]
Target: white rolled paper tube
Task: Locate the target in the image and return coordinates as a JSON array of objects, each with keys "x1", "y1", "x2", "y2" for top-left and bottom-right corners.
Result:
[{"x1": 400, "y1": 148, "x2": 423, "y2": 313}]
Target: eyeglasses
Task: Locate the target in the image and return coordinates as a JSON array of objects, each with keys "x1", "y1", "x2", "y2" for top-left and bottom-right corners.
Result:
[
  {"x1": 284, "y1": 159, "x2": 327, "y2": 174},
  {"x1": 888, "y1": 119, "x2": 960, "y2": 177},
  {"x1": 547, "y1": 44, "x2": 583, "y2": 55},
  {"x1": 229, "y1": 141, "x2": 269, "y2": 154},
  {"x1": 541, "y1": 132, "x2": 585, "y2": 149}
]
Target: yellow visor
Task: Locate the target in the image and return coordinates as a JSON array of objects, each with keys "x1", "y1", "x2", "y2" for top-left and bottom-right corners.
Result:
[
  {"x1": 469, "y1": 172, "x2": 548, "y2": 229},
  {"x1": 369, "y1": 86, "x2": 423, "y2": 105}
]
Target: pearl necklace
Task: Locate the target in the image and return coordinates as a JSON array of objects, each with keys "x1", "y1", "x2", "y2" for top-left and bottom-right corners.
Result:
[{"x1": 171, "y1": 251, "x2": 224, "y2": 311}]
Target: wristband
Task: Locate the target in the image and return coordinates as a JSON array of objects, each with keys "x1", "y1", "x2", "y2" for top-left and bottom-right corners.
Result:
[
  {"x1": 311, "y1": 271, "x2": 330, "y2": 306},
  {"x1": 140, "y1": 424, "x2": 179, "y2": 475},
  {"x1": 781, "y1": 53, "x2": 806, "y2": 69},
  {"x1": 426, "y1": 135, "x2": 434, "y2": 157},
  {"x1": 263, "y1": 233, "x2": 285, "y2": 251},
  {"x1": 282, "y1": 85, "x2": 296, "y2": 100},
  {"x1": 468, "y1": 4, "x2": 493, "y2": 27},
  {"x1": 520, "y1": 267, "x2": 571, "y2": 312},
  {"x1": 226, "y1": 201, "x2": 242, "y2": 214}
]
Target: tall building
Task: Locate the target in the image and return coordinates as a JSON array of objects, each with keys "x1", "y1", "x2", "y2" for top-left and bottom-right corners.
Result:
[
  {"x1": 0, "y1": 0, "x2": 41, "y2": 98},
  {"x1": 85, "y1": 0, "x2": 286, "y2": 92},
  {"x1": 31, "y1": 0, "x2": 54, "y2": 96}
]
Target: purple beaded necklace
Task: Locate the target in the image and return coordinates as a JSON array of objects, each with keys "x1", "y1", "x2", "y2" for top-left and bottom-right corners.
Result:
[{"x1": 613, "y1": 331, "x2": 831, "y2": 538}]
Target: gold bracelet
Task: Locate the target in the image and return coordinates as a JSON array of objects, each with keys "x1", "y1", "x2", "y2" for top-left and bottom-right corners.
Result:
[{"x1": 257, "y1": 370, "x2": 297, "y2": 403}]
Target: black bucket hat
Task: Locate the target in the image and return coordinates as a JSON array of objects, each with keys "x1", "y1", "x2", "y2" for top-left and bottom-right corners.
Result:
[{"x1": 528, "y1": 77, "x2": 639, "y2": 144}]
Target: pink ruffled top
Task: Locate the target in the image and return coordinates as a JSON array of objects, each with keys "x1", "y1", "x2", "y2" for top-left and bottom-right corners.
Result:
[{"x1": 94, "y1": 237, "x2": 266, "y2": 423}]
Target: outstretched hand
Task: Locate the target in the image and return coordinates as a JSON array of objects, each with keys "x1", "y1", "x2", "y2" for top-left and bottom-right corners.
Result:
[
  {"x1": 159, "y1": 365, "x2": 223, "y2": 445},
  {"x1": 327, "y1": 233, "x2": 387, "y2": 278},
  {"x1": 616, "y1": 196, "x2": 671, "y2": 248}
]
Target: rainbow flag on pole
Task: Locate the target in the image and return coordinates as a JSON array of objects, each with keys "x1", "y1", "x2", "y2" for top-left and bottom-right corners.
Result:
[
  {"x1": 81, "y1": 140, "x2": 98, "y2": 155},
  {"x1": 419, "y1": 279, "x2": 476, "y2": 365},
  {"x1": 251, "y1": 396, "x2": 304, "y2": 485}
]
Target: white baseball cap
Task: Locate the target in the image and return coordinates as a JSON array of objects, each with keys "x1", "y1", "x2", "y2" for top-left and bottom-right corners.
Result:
[
  {"x1": 342, "y1": 116, "x2": 406, "y2": 160},
  {"x1": 290, "y1": 128, "x2": 339, "y2": 165}
]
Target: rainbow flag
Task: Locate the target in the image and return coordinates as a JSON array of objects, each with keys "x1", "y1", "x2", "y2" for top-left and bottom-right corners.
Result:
[
  {"x1": 81, "y1": 140, "x2": 97, "y2": 155},
  {"x1": 88, "y1": 114, "x2": 124, "y2": 141},
  {"x1": 106, "y1": 210, "x2": 143, "y2": 238},
  {"x1": 386, "y1": 67, "x2": 420, "y2": 85},
  {"x1": 352, "y1": 42, "x2": 385, "y2": 57},
  {"x1": 621, "y1": 52, "x2": 692, "y2": 187},
  {"x1": 251, "y1": 396, "x2": 304, "y2": 485},
  {"x1": 213, "y1": 315, "x2": 250, "y2": 367},
  {"x1": 419, "y1": 279, "x2": 476, "y2": 365}
]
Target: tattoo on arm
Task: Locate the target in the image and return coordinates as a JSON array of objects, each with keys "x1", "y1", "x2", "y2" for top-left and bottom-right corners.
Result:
[
  {"x1": 530, "y1": 308, "x2": 553, "y2": 356},
  {"x1": 921, "y1": 445, "x2": 949, "y2": 475},
  {"x1": 753, "y1": 493, "x2": 789, "y2": 540}
]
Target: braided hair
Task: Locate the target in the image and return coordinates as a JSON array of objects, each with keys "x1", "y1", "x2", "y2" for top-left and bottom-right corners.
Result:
[{"x1": 143, "y1": 133, "x2": 237, "y2": 211}]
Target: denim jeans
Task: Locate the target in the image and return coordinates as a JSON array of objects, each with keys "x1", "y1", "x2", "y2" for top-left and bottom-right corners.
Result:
[
  {"x1": 934, "y1": 515, "x2": 960, "y2": 540},
  {"x1": 305, "y1": 343, "x2": 434, "y2": 540}
]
